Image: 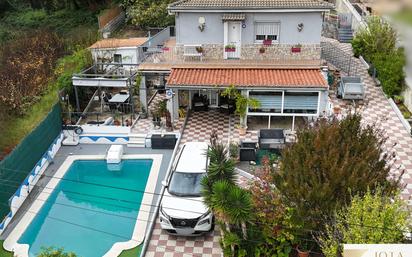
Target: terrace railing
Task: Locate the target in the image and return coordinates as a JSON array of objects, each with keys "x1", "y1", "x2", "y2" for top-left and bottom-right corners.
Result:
[{"x1": 140, "y1": 44, "x2": 323, "y2": 67}]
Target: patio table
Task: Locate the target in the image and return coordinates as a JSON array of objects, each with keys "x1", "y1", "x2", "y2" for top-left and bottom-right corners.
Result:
[{"x1": 109, "y1": 93, "x2": 130, "y2": 103}]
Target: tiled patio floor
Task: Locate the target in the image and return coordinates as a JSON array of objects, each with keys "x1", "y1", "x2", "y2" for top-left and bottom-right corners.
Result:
[
  {"x1": 145, "y1": 39, "x2": 412, "y2": 257},
  {"x1": 145, "y1": 110, "x2": 255, "y2": 257},
  {"x1": 325, "y1": 39, "x2": 412, "y2": 202}
]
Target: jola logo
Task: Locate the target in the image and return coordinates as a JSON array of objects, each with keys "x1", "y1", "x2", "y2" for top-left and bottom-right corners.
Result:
[{"x1": 375, "y1": 252, "x2": 404, "y2": 257}]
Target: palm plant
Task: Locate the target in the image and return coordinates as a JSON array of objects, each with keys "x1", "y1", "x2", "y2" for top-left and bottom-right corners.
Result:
[{"x1": 211, "y1": 181, "x2": 252, "y2": 239}]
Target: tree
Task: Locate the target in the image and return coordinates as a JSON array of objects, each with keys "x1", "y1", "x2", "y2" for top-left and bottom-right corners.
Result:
[
  {"x1": 274, "y1": 114, "x2": 401, "y2": 232},
  {"x1": 121, "y1": 0, "x2": 175, "y2": 28},
  {"x1": 317, "y1": 188, "x2": 410, "y2": 257},
  {"x1": 351, "y1": 16, "x2": 405, "y2": 97},
  {"x1": 37, "y1": 247, "x2": 77, "y2": 257},
  {"x1": 351, "y1": 16, "x2": 397, "y2": 60}
]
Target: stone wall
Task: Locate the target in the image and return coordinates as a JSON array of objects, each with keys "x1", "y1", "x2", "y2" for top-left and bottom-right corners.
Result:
[{"x1": 174, "y1": 43, "x2": 321, "y2": 61}]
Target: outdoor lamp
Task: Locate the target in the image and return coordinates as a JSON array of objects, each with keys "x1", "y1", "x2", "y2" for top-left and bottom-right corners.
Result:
[{"x1": 198, "y1": 16, "x2": 206, "y2": 32}]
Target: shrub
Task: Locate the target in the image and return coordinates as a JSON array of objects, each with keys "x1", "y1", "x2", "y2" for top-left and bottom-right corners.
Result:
[
  {"x1": 351, "y1": 16, "x2": 397, "y2": 60},
  {"x1": 274, "y1": 114, "x2": 401, "y2": 232},
  {"x1": 37, "y1": 247, "x2": 77, "y2": 257},
  {"x1": 0, "y1": 30, "x2": 64, "y2": 114},
  {"x1": 317, "y1": 188, "x2": 410, "y2": 257},
  {"x1": 351, "y1": 16, "x2": 405, "y2": 97},
  {"x1": 371, "y1": 49, "x2": 405, "y2": 96},
  {"x1": 121, "y1": 0, "x2": 175, "y2": 28}
]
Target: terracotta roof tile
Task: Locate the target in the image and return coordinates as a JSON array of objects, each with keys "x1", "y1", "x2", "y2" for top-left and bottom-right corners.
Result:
[
  {"x1": 167, "y1": 68, "x2": 328, "y2": 88},
  {"x1": 169, "y1": 0, "x2": 334, "y2": 10},
  {"x1": 89, "y1": 37, "x2": 148, "y2": 49}
]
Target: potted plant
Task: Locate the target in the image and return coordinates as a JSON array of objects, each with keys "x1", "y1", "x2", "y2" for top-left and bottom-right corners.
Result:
[
  {"x1": 394, "y1": 95, "x2": 404, "y2": 104},
  {"x1": 221, "y1": 86, "x2": 261, "y2": 136},
  {"x1": 195, "y1": 46, "x2": 204, "y2": 54},
  {"x1": 291, "y1": 44, "x2": 302, "y2": 53},
  {"x1": 259, "y1": 46, "x2": 266, "y2": 54},
  {"x1": 152, "y1": 111, "x2": 161, "y2": 127},
  {"x1": 225, "y1": 44, "x2": 236, "y2": 52},
  {"x1": 296, "y1": 241, "x2": 312, "y2": 257},
  {"x1": 140, "y1": 106, "x2": 148, "y2": 119}
]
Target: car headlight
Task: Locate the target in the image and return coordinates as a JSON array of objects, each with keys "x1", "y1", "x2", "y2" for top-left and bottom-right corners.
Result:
[
  {"x1": 197, "y1": 211, "x2": 212, "y2": 226},
  {"x1": 160, "y1": 206, "x2": 170, "y2": 220}
]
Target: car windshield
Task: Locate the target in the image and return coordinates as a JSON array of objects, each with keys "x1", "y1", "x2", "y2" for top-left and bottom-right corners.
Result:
[{"x1": 168, "y1": 172, "x2": 205, "y2": 197}]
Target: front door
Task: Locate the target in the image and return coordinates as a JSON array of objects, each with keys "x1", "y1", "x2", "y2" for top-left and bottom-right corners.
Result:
[{"x1": 226, "y1": 21, "x2": 241, "y2": 59}]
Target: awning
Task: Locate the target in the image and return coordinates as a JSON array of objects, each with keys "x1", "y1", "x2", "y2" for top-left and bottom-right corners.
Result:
[
  {"x1": 222, "y1": 13, "x2": 246, "y2": 21},
  {"x1": 167, "y1": 68, "x2": 328, "y2": 88}
]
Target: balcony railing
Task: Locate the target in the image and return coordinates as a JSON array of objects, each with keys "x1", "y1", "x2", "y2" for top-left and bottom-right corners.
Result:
[{"x1": 139, "y1": 43, "x2": 322, "y2": 67}]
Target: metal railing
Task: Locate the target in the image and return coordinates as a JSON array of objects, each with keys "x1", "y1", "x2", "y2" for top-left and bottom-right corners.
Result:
[
  {"x1": 321, "y1": 41, "x2": 362, "y2": 76},
  {"x1": 62, "y1": 109, "x2": 137, "y2": 126}
]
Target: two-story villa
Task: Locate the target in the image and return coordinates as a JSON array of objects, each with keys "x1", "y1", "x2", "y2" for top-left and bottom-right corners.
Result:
[{"x1": 138, "y1": 0, "x2": 334, "y2": 130}]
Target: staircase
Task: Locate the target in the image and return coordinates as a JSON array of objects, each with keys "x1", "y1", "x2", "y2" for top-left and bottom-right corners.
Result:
[
  {"x1": 128, "y1": 133, "x2": 147, "y2": 148},
  {"x1": 338, "y1": 27, "x2": 354, "y2": 43}
]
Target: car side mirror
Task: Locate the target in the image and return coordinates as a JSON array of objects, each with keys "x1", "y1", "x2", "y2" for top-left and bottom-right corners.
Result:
[{"x1": 161, "y1": 180, "x2": 168, "y2": 187}]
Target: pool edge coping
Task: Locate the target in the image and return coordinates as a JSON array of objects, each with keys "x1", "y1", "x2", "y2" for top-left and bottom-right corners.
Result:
[{"x1": 3, "y1": 154, "x2": 163, "y2": 257}]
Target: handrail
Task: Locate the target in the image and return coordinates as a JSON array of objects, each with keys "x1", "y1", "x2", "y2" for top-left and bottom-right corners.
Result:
[
  {"x1": 76, "y1": 89, "x2": 99, "y2": 125},
  {"x1": 139, "y1": 107, "x2": 190, "y2": 257}
]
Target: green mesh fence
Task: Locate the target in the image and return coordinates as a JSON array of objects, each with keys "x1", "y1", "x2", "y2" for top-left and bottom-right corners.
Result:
[{"x1": 0, "y1": 104, "x2": 62, "y2": 219}]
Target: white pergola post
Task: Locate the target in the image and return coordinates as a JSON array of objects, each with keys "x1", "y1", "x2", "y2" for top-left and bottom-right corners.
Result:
[{"x1": 139, "y1": 75, "x2": 147, "y2": 113}]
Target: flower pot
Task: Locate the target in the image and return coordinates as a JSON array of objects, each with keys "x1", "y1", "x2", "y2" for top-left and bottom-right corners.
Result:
[
  {"x1": 291, "y1": 47, "x2": 301, "y2": 53},
  {"x1": 113, "y1": 120, "x2": 121, "y2": 126},
  {"x1": 225, "y1": 48, "x2": 236, "y2": 52},
  {"x1": 263, "y1": 39, "x2": 272, "y2": 46},
  {"x1": 297, "y1": 248, "x2": 310, "y2": 257},
  {"x1": 259, "y1": 48, "x2": 265, "y2": 54},
  {"x1": 238, "y1": 127, "x2": 247, "y2": 136}
]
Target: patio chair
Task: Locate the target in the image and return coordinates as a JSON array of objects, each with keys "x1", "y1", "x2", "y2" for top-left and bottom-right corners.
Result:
[{"x1": 258, "y1": 129, "x2": 286, "y2": 150}]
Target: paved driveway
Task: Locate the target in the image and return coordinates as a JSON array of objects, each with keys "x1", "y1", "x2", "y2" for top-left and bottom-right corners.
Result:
[{"x1": 327, "y1": 40, "x2": 412, "y2": 201}]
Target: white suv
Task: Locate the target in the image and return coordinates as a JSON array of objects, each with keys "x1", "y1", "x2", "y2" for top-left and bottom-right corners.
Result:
[{"x1": 160, "y1": 142, "x2": 214, "y2": 235}]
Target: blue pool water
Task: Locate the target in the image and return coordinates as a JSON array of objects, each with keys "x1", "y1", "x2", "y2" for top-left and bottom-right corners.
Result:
[{"x1": 18, "y1": 159, "x2": 152, "y2": 257}]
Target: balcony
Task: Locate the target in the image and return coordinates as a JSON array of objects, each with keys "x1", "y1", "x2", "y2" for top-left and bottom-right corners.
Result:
[{"x1": 138, "y1": 37, "x2": 322, "y2": 71}]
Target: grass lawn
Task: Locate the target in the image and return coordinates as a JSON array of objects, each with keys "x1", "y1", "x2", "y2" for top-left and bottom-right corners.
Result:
[
  {"x1": 119, "y1": 244, "x2": 143, "y2": 257},
  {"x1": 0, "y1": 241, "x2": 12, "y2": 257}
]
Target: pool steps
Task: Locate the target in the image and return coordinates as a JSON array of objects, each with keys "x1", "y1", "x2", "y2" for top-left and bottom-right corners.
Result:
[{"x1": 127, "y1": 133, "x2": 146, "y2": 148}]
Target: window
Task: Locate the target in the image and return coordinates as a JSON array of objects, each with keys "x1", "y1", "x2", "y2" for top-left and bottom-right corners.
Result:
[
  {"x1": 255, "y1": 22, "x2": 280, "y2": 43},
  {"x1": 113, "y1": 54, "x2": 122, "y2": 63},
  {"x1": 248, "y1": 92, "x2": 282, "y2": 113},
  {"x1": 283, "y1": 92, "x2": 319, "y2": 114}
]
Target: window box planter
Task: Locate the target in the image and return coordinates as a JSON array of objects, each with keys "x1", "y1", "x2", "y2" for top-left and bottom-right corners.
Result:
[
  {"x1": 195, "y1": 46, "x2": 204, "y2": 54},
  {"x1": 263, "y1": 39, "x2": 272, "y2": 46},
  {"x1": 291, "y1": 47, "x2": 301, "y2": 53},
  {"x1": 225, "y1": 44, "x2": 236, "y2": 52}
]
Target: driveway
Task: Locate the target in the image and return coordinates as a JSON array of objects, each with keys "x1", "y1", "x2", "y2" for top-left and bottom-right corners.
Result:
[{"x1": 326, "y1": 39, "x2": 412, "y2": 202}]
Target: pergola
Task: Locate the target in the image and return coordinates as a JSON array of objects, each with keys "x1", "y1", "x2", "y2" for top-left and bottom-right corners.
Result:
[{"x1": 71, "y1": 63, "x2": 138, "y2": 114}]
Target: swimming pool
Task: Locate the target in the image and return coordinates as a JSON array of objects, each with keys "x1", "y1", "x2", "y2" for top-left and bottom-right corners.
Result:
[{"x1": 4, "y1": 154, "x2": 163, "y2": 257}]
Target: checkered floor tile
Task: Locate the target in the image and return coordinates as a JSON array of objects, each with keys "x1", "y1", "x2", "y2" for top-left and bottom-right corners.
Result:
[
  {"x1": 324, "y1": 38, "x2": 412, "y2": 201},
  {"x1": 145, "y1": 219, "x2": 222, "y2": 257},
  {"x1": 145, "y1": 39, "x2": 412, "y2": 257},
  {"x1": 132, "y1": 92, "x2": 184, "y2": 134}
]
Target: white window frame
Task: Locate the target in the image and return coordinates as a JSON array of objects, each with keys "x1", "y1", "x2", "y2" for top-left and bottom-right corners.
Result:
[{"x1": 254, "y1": 22, "x2": 280, "y2": 44}]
